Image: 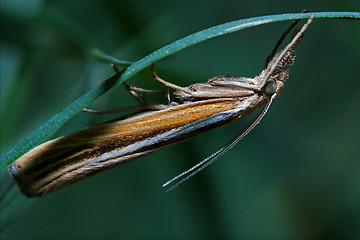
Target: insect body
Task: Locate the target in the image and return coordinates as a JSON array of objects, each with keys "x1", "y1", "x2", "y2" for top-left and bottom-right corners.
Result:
[{"x1": 9, "y1": 17, "x2": 313, "y2": 197}]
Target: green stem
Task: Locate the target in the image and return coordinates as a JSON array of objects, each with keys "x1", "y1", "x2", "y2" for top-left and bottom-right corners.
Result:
[{"x1": 1, "y1": 12, "x2": 359, "y2": 169}]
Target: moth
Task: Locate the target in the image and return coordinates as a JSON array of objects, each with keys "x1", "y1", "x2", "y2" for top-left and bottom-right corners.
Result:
[{"x1": 9, "y1": 16, "x2": 314, "y2": 197}]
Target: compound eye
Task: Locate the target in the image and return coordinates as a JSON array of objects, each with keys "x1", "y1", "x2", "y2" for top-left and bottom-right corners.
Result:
[{"x1": 263, "y1": 79, "x2": 277, "y2": 95}]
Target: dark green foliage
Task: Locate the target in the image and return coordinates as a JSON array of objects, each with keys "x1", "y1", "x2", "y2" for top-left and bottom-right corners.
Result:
[{"x1": 1, "y1": 1, "x2": 359, "y2": 239}]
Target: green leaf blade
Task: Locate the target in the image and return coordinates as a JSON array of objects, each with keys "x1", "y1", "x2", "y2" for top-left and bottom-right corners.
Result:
[{"x1": 1, "y1": 11, "x2": 359, "y2": 169}]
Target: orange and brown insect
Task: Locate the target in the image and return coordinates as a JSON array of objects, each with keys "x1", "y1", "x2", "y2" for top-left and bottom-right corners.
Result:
[{"x1": 9, "y1": 16, "x2": 314, "y2": 197}]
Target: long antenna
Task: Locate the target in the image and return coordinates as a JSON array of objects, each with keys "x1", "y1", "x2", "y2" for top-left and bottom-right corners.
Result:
[
  {"x1": 163, "y1": 15, "x2": 314, "y2": 192},
  {"x1": 163, "y1": 98, "x2": 273, "y2": 192}
]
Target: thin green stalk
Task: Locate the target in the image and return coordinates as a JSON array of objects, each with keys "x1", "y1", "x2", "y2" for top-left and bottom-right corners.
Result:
[{"x1": 1, "y1": 12, "x2": 359, "y2": 170}]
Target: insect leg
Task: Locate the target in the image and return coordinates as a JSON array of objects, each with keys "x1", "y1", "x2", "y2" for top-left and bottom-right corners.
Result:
[{"x1": 150, "y1": 63, "x2": 195, "y2": 96}]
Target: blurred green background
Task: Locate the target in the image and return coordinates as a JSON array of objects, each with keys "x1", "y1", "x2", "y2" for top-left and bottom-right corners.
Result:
[{"x1": 1, "y1": 0, "x2": 359, "y2": 239}]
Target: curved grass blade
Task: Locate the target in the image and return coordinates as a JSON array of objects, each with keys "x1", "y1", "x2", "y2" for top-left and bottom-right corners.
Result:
[
  {"x1": 91, "y1": 48, "x2": 134, "y2": 67},
  {"x1": 1, "y1": 11, "x2": 359, "y2": 169}
]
